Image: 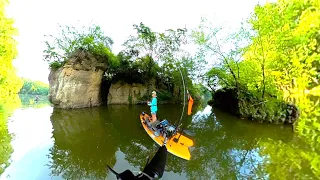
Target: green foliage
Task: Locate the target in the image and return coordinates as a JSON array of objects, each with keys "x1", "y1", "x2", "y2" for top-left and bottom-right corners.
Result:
[
  {"x1": 121, "y1": 23, "x2": 199, "y2": 99},
  {"x1": 194, "y1": 0, "x2": 320, "y2": 123},
  {"x1": 128, "y1": 94, "x2": 132, "y2": 105},
  {"x1": 245, "y1": 0, "x2": 320, "y2": 99},
  {"x1": 193, "y1": 1, "x2": 320, "y2": 177},
  {"x1": 49, "y1": 61, "x2": 65, "y2": 70},
  {"x1": 43, "y1": 22, "x2": 200, "y2": 102},
  {"x1": 156, "y1": 91, "x2": 174, "y2": 102},
  {"x1": 0, "y1": 2, "x2": 23, "y2": 173},
  {"x1": 19, "y1": 78, "x2": 49, "y2": 95},
  {"x1": 0, "y1": 0, "x2": 23, "y2": 101},
  {"x1": 0, "y1": 0, "x2": 22, "y2": 174},
  {"x1": 43, "y1": 24, "x2": 114, "y2": 69},
  {"x1": 108, "y1": 53, "x2": 160, "y2": 84},
  {"x1": 123, "y1": 23, "x2": 189, "y2": 82}
]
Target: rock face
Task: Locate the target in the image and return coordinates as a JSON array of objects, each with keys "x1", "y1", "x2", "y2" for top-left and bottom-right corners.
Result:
[
  {"x1": 48, "y1": 50, "x2": 106, "y2": 108},
  {"x1": 49, "y1": 68, "x2": 104, "y2": 108},
  {"x1": 210, "y1": 88, "x2": 300, "y2": 124},
  {"x1": 48, "y1": 49, "x2": 186, "y2": 108},
  {"x1": 107, "y1": 81, "x2": 154, "y2": 104}
]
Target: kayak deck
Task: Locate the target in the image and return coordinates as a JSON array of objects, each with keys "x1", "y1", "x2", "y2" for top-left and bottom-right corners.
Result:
[{"x1": 140, "y1": 113, "x2": 194, "y2": 160}]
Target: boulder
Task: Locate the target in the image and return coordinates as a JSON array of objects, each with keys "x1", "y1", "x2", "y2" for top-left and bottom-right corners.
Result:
[
  {"x1": 48, "y1": 50, "x2": 107, "y2": 108},
  {"x1": 48, "y1": 67, "x2": 104, "y2": 108}
]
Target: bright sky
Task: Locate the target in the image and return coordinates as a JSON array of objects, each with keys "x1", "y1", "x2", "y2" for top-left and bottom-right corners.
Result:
[{"x1": 6, "y1": 0, "x2": 271, "y2": 83}]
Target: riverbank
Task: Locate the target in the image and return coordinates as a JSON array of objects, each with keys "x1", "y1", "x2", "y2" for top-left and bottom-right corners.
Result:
[{"x1": 208, "y1": 88, "x2": 299, "y2": 124}]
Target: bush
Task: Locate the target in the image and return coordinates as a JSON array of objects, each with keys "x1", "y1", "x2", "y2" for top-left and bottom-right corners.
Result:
[
  {"x1": 49, "y1": 61, "x2": 65, "y2": 70},
  {"x1": 43, "y1": 24, "x2": 114, "y2": 69}
]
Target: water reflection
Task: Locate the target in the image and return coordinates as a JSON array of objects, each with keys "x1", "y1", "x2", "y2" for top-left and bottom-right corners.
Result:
[
  {"x1": 0, "y1": 95, "x2": 21, "y2": 175},
  {"x1": 47, "y1": 104, "x2": 201, "y2": 179},
  {"x1": 2, "y1": 101, "x2": 317, "y2": 179},
  {"x1": 19, "y1": 94, "x2": 51, "y2": 108},
  {"x1": 49, "y1": 108, "x2": 118, "y2": 179},
  {"x1": 185, "y1": 107, "x2": 295, "y2": 180},
  {"x1": 47, "y1": 104, "x2": 294, "y2": 180}
]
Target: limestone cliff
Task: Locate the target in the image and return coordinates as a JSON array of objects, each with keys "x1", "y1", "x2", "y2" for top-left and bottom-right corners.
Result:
[
  {"x1": 48, "y1": 49, "x2": 183, "y2": 108},
  {"x1": 107, "y1": 80, "x2": 155, "y2": 104},
  {"x1": 48, "y1": 50, "x2": 107, "y2": 108}
]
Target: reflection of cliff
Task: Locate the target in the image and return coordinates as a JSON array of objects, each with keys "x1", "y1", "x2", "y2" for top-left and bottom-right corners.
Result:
[
  {"x1": 100, "y1": 105, "x2": 156, "y2": 169},
  {"x1": 212, "y1": 108, "x2": 294, "y2": 142},
  {"x1": 48, "y1": 108, "x2": 119, "y2": 180}
]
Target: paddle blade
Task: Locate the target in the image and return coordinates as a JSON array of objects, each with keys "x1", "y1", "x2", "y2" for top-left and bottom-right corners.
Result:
[
  {"x1": 182, "y1": 129, "x2": 195, "y2": 137},
  {"x1": 187, "y1": 94, "x2": 194, "y2": 115}
]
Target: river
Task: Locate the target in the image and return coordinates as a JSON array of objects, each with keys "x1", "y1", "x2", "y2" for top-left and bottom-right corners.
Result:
[{"x1": 0, "y1": 95, "x2": 317, "y2": 179}]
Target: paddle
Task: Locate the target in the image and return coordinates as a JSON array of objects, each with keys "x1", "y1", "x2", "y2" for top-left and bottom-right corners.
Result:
[{"x1": 182, "y1": 129, "x2": 195, "y2": 137}]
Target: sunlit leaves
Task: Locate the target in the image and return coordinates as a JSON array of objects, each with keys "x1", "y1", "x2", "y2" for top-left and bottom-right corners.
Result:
[
  {"x1": 0, "y1": 0, "x2": 23, "y2": 101},
  {"x1": 0, "y1": 3, "x2": 22, "y2": 172}
]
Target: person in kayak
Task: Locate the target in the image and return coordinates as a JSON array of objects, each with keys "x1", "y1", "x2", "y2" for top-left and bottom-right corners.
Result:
[{"x1": 147, "y1": 91, "x2": 158, "y2": 122}]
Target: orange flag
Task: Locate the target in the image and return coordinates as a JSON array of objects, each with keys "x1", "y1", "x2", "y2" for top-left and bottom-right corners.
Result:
[{"x1": 187, "y1": 94, "x2": 194, "y2": 115}]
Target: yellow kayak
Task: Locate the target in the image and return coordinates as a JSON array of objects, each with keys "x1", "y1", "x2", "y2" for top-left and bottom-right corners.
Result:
[{"x1": 140, "y1": 113, "x2": 194, "y2": 160}]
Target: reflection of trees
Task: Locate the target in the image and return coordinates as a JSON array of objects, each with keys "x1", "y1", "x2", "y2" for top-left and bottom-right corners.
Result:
[
  {"x1": 19, "y1": 94, "x2": 51, "y2": 108},
  {"x1": 257, "y1": 138, "x2": 319, "y2": 180},
  {"x1": 48, "y1": 108, "x2": 119, "y2": 180},
  {"x1": 0, "y1": 95, "x2": 21, "y2": 175},
  {"x1": 101, "y1": 105, "x2": 155, "y2": 170},
  {"x1": 254, "y1": 100, "x2": 320, "y2": 179},
  {"x1": 180, "y1": 108, "x2": 295, "y2": 180},
  {"x1": 46, "y1": 103, "x2": 318, "y2": 179},
  {"x1": 116, "y1": 103, "x2": 204, "y2": 172},
  {"x1": 103, "y1": 104, "x2": 203, "y2": 174}
]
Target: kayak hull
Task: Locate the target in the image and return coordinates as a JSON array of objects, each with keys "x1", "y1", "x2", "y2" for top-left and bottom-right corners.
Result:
[{"x1": 140, "y1": 113, "x2": 194, "y2": 160}]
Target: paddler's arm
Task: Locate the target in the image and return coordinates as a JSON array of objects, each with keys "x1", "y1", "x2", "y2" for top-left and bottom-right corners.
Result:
[{"x1": 189, "y1": 95, "x2": 193, "y2": 103}]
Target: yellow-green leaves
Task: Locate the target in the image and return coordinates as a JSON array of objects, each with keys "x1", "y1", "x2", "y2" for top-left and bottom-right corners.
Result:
[{"x1": 0, "y1": 0, "x2": 23, "y2": 101}]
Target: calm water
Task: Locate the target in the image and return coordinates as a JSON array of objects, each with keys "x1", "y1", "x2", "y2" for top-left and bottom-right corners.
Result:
[{"x1": 0, "y1": 100, "x2": 316, "y2": 180}]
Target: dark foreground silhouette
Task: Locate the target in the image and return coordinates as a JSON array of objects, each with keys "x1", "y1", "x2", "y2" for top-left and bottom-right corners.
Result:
[{"x1": 108, "y1": 145, "x2": 168, "y2": 179}]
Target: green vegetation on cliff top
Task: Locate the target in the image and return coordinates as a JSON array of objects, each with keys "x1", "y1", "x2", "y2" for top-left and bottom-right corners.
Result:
[{"x1": 43, "y1": 22, "x2": 203, "y2": 102}]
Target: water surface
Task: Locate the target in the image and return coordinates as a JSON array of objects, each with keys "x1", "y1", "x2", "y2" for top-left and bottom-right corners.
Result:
[{"x1": 0, "y1": 100, "x2": 316, "y2": 179}]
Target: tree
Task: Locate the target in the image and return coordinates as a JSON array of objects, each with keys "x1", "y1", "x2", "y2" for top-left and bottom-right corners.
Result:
[
  {"x1": 192, "y1": 18, "x2": 249, "y2": 92},
  {"x1": 246, "y1": 0, "x2": 320, "y2": 102},
  {"x1": 122, "y1": 23, "x2": 197, "y2": 101},
  {"x1": 0, "y1": 0, "x2": 23, "y2": 174},
  {"x1": 0, "y1": 0, "x2": 23, "y2": 101},
  {"x1": 123, "y1": 23, "x2": 189, "y2": 79},
  {"x1": 43, "y1": 24, "x2": 114, "y2": 70}
]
